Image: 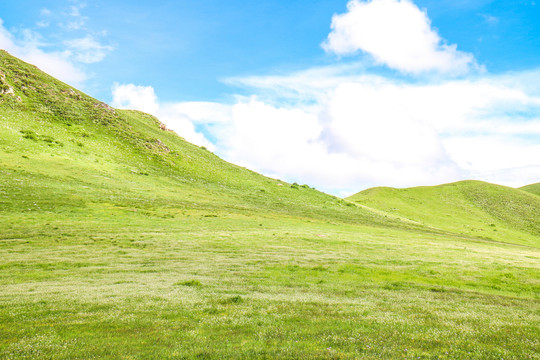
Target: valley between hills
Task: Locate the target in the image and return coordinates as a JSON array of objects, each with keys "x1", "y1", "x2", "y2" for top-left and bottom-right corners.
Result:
[{"x1": 0, "y1": 51, "x2": 539, "y2": 359}]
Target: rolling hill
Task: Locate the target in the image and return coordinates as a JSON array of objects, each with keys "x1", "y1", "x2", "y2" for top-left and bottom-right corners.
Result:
[
  {"x1": 0, "y1": 49, "x2": 392, "y2": 227},
  {"x1": 521, "y1": 182, "x2": 540, "y2": 197},
  {"x1": 1, "y1": 51, "x2": 539, "y2": 359},
  {"x1": 347, "y1": 180, "x2": 540, "y2": 247}
]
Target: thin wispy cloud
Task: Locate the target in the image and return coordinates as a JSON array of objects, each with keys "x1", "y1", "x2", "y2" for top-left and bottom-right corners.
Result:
[
  {"x1": 0, "y1": 19, "x2": 86, "y2": 85},
  {"x1": 64, "y1": 3, "x2": 88, "y2": 30},
  {"x1": 481, "y1": 14, "x2": 499, "y2": 25},
  {"x1": 0, "y1": 2, "x2": 113, "y2": 87},
  {"x1": 64, "y1": 36, "x2": 114, "y2": 64},
  {"x1": 40, "y1": 8, "x2": 52, "y2": 17}
]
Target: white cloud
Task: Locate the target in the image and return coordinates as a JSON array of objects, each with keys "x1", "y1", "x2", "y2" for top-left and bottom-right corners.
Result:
[
  {"x1": 482, "y1": 14, "x2": 499, "y2": 25},
  {"x1": 443, "y1": 136, "x2": 540, "y2": 175},
  {"x1": 172, "y1": 68, "x2": 540, "y2": 194},
  {"x1": 0, "y1": 19, "x2": 87, "y2": 85},
  {"x1": 36, "y1": 21, "x2": 50, "y2": 28},
  {"x1": 322, "y1": 0, "x2": 477, "y2": 75},
  {"x1": 0, "y1": 3, "x2": 114, "y2": 86},
  {"x1": 222, "y1": 97, "x2": 324, "y2": 173},
  {"x1": 168, "y1": 102, "x2": 232, "y2": 124},
  {"x1": 322, "y1": 82, "x2": 449, "y2": 167},
  {"x1": 64, "y1": 36, "x2": 114, "y2": 64},
  {"x1": 64, "y1": 4, "x2": 88, "y2": 30},
  {"x1": 37, "y1": 8, "x2": 51, "y2": 28},
  {"x1": 111, "y1": 83, "x2": 159, "y2": 114},
  {"x1": 69, "y1": 5, "x2": 83, "y2": 17},
  {"x1": 213, "y1": 96, "x2": 460, "y2": 194}
]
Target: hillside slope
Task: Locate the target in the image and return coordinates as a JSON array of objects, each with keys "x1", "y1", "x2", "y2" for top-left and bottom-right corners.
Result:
[
  {"x1": 347, "y1": 180, "x2": 540, "y2": 247},
  {"x1": 0, "y1": 50, "x2": 396, "y2": 228},
  {"x1": 521, "y1": 183, "x2": 540, "y2": 197}
]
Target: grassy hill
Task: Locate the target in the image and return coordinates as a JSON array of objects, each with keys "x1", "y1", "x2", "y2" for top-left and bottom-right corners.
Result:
[
  {"x1": 1, "y1": 51, "x2": 539, "y2": 359},
  {"x1": 0, "y1": 50, "x2": 396, "y2": 227},
  {"x1": 347, "y1": 180, "x2": 540, "y2": 247},
  {"x1": 521, "y1": 183, "x2": 540, "y2": 196}
]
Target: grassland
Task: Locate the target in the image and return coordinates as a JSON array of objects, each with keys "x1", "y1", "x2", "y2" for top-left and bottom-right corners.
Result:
[{"x1": 0, "y1": 51, "x2": 539, "y2": 359}]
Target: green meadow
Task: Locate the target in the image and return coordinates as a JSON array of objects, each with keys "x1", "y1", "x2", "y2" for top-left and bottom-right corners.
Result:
[{"x1": 0, "y1": 51, "x2": 539, "y2": 359}]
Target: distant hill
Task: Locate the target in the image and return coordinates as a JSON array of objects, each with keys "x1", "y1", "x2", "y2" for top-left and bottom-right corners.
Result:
[
  {"x1": 347, "y1": 180, "x2": 540, "y2": 247},
  {"x1": 521, "y1": 183, "x2": 540, "y2": 197}
]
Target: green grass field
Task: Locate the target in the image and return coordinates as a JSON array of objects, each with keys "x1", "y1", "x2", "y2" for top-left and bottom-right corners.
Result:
[{"x1": 1, "y1": 51, "x2": 539, "y2": 359}]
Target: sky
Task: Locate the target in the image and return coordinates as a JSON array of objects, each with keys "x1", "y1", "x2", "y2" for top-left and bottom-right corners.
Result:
[{"x1": 1, "y1": 0, "x2": 540, "y2": 196}]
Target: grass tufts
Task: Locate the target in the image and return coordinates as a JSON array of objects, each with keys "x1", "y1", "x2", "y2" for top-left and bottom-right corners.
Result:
[{"x1": 176, "y1": 280, "x2": 202, "y2": 287}]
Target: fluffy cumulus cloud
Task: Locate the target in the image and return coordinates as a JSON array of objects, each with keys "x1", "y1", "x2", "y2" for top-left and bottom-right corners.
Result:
[
  {"x1": 218, "y1": 95, "x2": 459, "y2": 193},
  {"x1": 131, "y1": 68, "x2": 540, "y2": 195},
  {"x1": 322, "y1": 0, "x2": 477, "y2": 74},
  {"x1": 220, "y1": 98, "x2": 326, "y2": 178},
  {"x1": 111, "y1": 83, "x2": 159, "y2": 114}
]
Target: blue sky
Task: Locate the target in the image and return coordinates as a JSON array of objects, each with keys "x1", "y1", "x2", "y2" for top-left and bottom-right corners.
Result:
[{"x1": 1, "y1": 0, "x2": 539, "y2": 195}]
